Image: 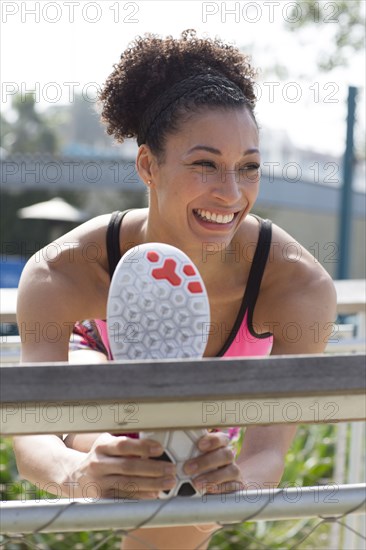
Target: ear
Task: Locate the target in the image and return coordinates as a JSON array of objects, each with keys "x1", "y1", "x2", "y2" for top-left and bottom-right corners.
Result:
[{"x1": 136, "y1": 144, "x2": 158, "y2": 188}]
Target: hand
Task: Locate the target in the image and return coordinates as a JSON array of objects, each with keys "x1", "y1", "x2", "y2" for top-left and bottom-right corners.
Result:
[
  {"x1": 183, "y1": 431, "x2": 244, "y2": 494},
  {"x1": 69, "y1": 433, "x2": 177, "y2": 500}
]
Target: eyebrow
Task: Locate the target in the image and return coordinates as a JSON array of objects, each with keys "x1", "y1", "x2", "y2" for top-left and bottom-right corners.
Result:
[{"x1": 186, "y1": 145, "x2": 260, "y2": 156}]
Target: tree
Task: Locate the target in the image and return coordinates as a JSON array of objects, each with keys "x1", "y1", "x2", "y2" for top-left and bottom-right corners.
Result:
[
  {"x1": 1, "y1": 94, "x2": 77, "y2": 256},
  {"x1": 286, "y1": 0, "x2": 365, "y2": 71},
  {"x1": 2, "y1": 93, "x2": 58, "y2": 154}
]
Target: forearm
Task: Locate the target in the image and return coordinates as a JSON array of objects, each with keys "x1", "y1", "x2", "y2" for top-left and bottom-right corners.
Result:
[
  {"x1": 236, "y1": 448, "x2": 286, "y2": 489},
  {"x1": 64, "y1": 433, "x2": 104, "y2": 452},
  {"x1": 13, "y1": 435, "x2": 88, "y2": 498},
  {"x1": 236, "y1": 424, "x2": 297, "y2": 489}
]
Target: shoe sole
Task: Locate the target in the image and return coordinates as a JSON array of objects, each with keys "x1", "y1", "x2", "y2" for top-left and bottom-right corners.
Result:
[{"x1": 107, "y1": 243, "x2": 210, "y2": 361}]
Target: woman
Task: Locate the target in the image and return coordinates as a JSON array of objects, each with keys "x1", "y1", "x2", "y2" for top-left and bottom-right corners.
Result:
[{"x1": 14, "y1": 30, "x2": 336, "y2": 549}]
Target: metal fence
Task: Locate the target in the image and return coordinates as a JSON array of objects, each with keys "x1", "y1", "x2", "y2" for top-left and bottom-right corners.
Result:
[
  {"x1": 0, "y1": 279, "x2": 365, "y2": 549},
  {"x1": 1, "y1": 353, "x2": 365, "y2": 549}
]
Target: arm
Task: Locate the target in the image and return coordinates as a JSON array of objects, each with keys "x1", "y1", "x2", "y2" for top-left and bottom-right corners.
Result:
[
  {"x1": 13, "y1": 227, "x2": 175, "y2": 500},
  {"x1": 64, "y1": 348, "x2": 109, "y2": 452},
  {"x1": 13, "y1": 244, "x2": 88, "y2": 496},
  {"x1": 236, "y1": 243, "x2": 337, "y2": 489},
  {"x1": 186, "y1": 234, "x2": 337, "y2": 493},
  {"x1": 236, "y1": 425, "x2": 297, "y2": 489}
]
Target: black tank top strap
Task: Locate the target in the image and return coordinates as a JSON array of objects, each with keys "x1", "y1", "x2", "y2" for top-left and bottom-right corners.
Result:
[
  {"x1": 106, "y1": 210, "x2": 133, "y2": 279},
  {"x1": 245, "y1": 216, "x2": 272, "y2": 338},
  {"x1": 216, "y1": 216, "x2": 273, "y2": 356}
]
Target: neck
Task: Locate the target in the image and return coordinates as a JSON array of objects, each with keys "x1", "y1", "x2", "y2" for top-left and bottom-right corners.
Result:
[
  {"x1": 143, "y1": 202, "x2": 242, "y2": 282},
  {"x1": 144, "y1": 228, "x2": 231, "y2": 286}
]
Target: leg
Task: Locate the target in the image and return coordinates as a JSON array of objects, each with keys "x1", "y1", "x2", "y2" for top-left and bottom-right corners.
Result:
[
  {"x1": 68, "y1": 349, "x2": 108, "y2": 364},
  {"x1": 65, "y1": 349, "x2": 108, "y2": 451},
  {"x1": 121, "y1": 523, "x2": 220, "y2": 550}
]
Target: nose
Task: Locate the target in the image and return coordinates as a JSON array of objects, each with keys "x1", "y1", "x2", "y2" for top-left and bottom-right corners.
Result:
[{"x1": 211, "y1": 169, "x2": 242, "y2": 204}]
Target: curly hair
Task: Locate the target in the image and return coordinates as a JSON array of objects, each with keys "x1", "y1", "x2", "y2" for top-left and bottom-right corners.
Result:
[{"x1": 99, "y1": 29, "x2": 258, "y2": 159}]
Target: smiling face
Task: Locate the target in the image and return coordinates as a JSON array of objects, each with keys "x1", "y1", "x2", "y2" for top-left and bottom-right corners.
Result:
[{"x1": 140, "y1": 106, "x2": 261, "y2": 253}]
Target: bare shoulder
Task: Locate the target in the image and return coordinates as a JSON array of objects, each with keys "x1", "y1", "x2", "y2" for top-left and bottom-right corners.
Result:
[
  {"x1": 17, "y1": 214, "x2": 112, "y2": 361},
  {"x1": 269, "y1": 221, "x2": 336, "y2": 306},
  {"x1": 18, "y1": 213, "x2": 113, "y2": 310},
  {"x1": 257, "y1": 221, "x2": 337, "y2": 353}
]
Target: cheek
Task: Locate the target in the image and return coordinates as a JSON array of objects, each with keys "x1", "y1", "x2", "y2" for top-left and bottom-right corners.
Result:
[
  {"x1": 246, "y1": 179, "x2": 260, "y2": 200},
  {"x1": 155, "y1": 184, "x2": 184, "y2": 213}
]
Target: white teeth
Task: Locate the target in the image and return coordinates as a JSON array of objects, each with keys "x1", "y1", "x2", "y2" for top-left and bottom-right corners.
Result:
[{"x1": 195, "y1": 209, "x2": 235, "y2": 224}]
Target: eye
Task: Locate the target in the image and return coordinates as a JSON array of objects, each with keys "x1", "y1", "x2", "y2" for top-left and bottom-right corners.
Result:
[
  {"x1": 192, "y1": 160, "x2": 216, "y2": 168},
  {"x1": 239, "y1": 163, "x2": 260, "y2": 171},
  {"x1": 239, "y1": 163, "x2": 261, "y2": 178}
]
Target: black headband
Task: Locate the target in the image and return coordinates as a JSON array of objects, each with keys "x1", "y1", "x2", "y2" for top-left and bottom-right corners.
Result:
[{"x1": 137, "y1": 73, "x2": 248, "y2": 146}]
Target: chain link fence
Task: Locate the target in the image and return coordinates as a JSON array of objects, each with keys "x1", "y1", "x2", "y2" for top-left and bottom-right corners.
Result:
[
  {"x1": 1, "y1": 425, "x2": 365, "y2": 550},
  {"x1": 1, "y1": 485, "x2": 365, "y2": 550}
]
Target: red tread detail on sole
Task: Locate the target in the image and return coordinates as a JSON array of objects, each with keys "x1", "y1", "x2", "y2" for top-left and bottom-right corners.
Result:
[
  {"x1": 147, "y1": 251, "x2": 160, "y2": 262},
  {"x1": 183, "y1": 265, "x2": 196, "y2": 276},
  {"x1": 152, "y1": 259, "x2": 182, "y2": 286},
  {"x1": 188, "y1": 282, "x2": 203, "y2": 294}
]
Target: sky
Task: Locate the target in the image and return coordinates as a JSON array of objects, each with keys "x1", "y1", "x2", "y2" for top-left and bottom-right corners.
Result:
[{"x1": 1, "y1": 0, "x2": 365, "y2": 156}]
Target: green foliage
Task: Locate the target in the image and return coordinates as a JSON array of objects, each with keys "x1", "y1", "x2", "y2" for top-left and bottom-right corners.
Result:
[
  {"x1": 286, "y1": 0, "x2": 365, "y2": 70},
  {"x1": 1, "y1": 425, "x2": 339, "y2": 549},
  {"x1": 3, "y1": 94, "x2": 58, "y2": 155},
  {"x1": 0, "y1": 437, "x2": 122, "y2": 549},
  {"x1": 1, "y1": 93, "x2": 68, "y2": 255},
  {"x1": 0, "y1": 112, "x2": 12, "y2": 149},
  {"x1": 210, "y1": 424, "x2": 337, "y2": 549}
]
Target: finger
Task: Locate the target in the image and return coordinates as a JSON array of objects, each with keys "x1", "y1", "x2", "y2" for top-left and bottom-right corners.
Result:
[
  {"x1": 92, "y1": 476, "x2": 160, "y2": 500},
  {"x1": 116, "y1": 456, "x2": 176, "y2": 478},
  {"x1": 86, "y1": 454, "x2": 176, "y2": 478},
  {"x1": 197, "y1": 432, "x2": 231, "y2": 452},
  {"x1": 199, "y1": 479, "x2": 245, "y2": 495},
  {"x1": 193, "y1": 464, "x2": 243, "y2": 493},
  {"x1": 95, "y1": 436, "x2": 164, "y2": 459},
  {"x1": 103, "y1": 474, "x2": 177, "y2": 495},
  {"x1": 111, "y1": 492, "x2": 159, "y2": 500},
  {"x1": 184, "y1": 445, "x2": 235, "y2": 476}
]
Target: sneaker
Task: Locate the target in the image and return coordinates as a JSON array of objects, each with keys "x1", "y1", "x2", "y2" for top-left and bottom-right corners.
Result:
[
  {"x1": 106, "y1": 242, "x2": 210, "y2": 498},
  {"x1": 107, "y1": 243, "x2": 210, "y2": 361}
]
